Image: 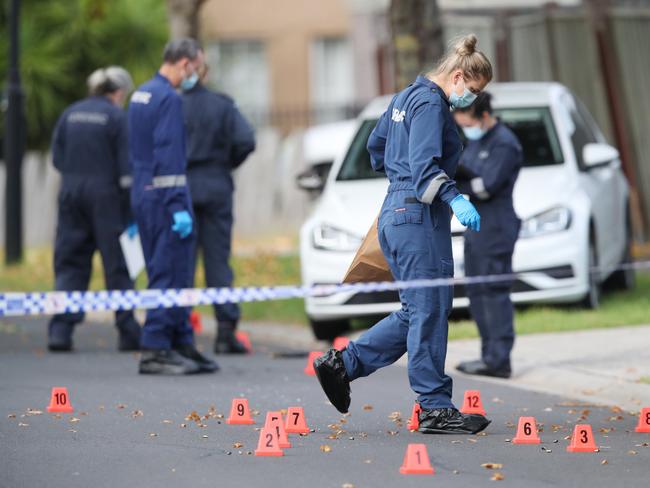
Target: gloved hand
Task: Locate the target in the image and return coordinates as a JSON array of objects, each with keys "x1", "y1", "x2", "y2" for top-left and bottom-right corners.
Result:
[
  {"x1": 450, "y1": 195, "x2": 481, "y2": 232},
  {"x1": 171, "y1": 211, "x2": 193, "y2": 239},
  {"x1": 126, "y1": 222, "x2": 138, "y2": 239}
]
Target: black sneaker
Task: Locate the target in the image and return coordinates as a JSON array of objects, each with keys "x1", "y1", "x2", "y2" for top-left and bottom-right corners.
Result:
[
  {"x1": 456, "y1": 359, "x2": 511, "y2": 379},
  {"x1": 139, "y1": 349, "x2": 201, "y2": 375},
  {"x1": 175, "y1": 344, "x2": 219, "y2": 373},
  {"x1": 313, "y1": 349, "x2": 351, "y2": 413},
  {"x1": 117, "y1": 320, "x2": 141, "y2": 352},
  {"x1": 48, "y1": 321, "x2": 74, "y2": 352},
  {"x1": 418, "y1": 407, "x2": 491, "y2": 434}
]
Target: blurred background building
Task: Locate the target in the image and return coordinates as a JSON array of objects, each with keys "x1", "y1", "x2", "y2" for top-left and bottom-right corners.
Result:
[{"x1": 2, "y1": 0, "x2": 650, "y2": 245}]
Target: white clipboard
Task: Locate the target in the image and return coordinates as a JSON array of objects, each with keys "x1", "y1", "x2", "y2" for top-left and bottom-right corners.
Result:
[{"x1": 119, "y1": 230, "x2": 145, "y2": 281}]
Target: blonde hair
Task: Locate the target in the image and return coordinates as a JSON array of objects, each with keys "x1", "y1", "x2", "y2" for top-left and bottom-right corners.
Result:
[{"x1": 430, "y1": 34, "x2": 493, "y2": 82}]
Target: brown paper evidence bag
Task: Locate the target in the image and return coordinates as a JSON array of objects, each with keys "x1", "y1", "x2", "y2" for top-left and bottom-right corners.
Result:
[{"x1": 341, "y1": 216, "x2": 393, "y2": 284}]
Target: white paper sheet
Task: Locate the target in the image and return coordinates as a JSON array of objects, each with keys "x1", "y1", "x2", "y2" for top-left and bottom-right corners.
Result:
[{"x1": 119, "y1": 230, "x2": 145, "y2": 281}]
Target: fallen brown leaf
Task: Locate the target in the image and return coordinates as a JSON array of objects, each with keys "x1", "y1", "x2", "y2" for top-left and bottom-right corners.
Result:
[
  {"x1": 7, "y1": 414, "x2": 16, "y2": 419},
  {"x1": 320, "y1": 445, "x2": 332, "y2": 453},
  {"x1": 601, "y1": 459, "x2": 608, "y2": 465},
  {"x1": 491, "y1": 472, "x2": 505, "y2": 481},
  {"x1": 69, "y1": 417, "x2": 80, "y2": 423},
  {"x1": 482, "y1": 463, "x2": 503, "y2": 469},
  {"x1": 363, "y1": 404, "x2": 373, "y2": 411},
  {"x1": 233, "y1": 442, "x2": 243, "y2": 448}
]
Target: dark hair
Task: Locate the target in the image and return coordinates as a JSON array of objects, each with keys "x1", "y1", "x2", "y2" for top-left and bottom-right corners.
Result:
[
  {"x1": 162, "y1": 38, "x2": 202, "y2": 63},
  {"x1": 455, "y1": 91, "x2": 493, "y2": 118}
]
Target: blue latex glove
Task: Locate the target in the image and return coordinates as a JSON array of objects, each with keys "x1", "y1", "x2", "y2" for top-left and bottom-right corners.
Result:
[
  {"x1": 450, "y1": 195, "x2": 481, "y2": 232},
  {"x1": 171, "y1": 211, "x2": 193, "y2": 239},
  {"x1": 126, "y1": 223, "x2": 138, "y2": 239}
]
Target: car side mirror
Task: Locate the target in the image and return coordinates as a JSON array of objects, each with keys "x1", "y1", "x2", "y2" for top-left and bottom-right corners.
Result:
[
  {"x1": 583, "y1": 143, "x2": 619, "y2": 169},
  {"x1": 296, "y1": 169, "x2": 325, "y2": 192}
]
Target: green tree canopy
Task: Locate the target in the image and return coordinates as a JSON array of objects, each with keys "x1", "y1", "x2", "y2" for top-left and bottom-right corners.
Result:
[{"x1": 1, "y1": 0, "x2": 169, "y2": 150}]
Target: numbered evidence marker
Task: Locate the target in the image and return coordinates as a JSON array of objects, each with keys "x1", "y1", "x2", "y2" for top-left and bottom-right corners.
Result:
[
  {"x1": 225, "y1": 398, "x2": 255, "y2": 425},
  {"x1": 635, "y1": 407, "x2": 650, "y2": 433},
  {"x1": 460, "y1": 390, "x2": 486, "y2": 416},
  {"x1": 254, "y1": 425, "x2": 284, "y2": 457},
  {"x1": 399, "y1": 443, "x2": 435, "y2": 475},
  {"x1": 304, "y1": 351, "x2": 322, "y2": 376},
  {"x1": 566, "y1": 424, "x2": 599, "y2": 452},
  {"x1": 407, "y1": 402, "x2": 422, "y2": 431},
  {"x1": 265, "y1": 411, "x2": 291, "y2": 448},
  {"x1": 46, "y1": 387, "x2": 74, "y2": 413},
  {"x1": 284, "y1": 407, "x2": 310, "y2": 434},
  {"x1": 512, "y1": 416, "x2": 541, "y2": 444}
]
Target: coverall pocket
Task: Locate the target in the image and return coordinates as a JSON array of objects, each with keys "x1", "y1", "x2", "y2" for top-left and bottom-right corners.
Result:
[{"x1": 391, "y1": 205, "x2": 423, "y2": 226}]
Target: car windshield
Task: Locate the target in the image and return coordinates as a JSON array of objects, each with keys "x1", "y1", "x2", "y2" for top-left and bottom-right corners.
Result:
[
  {"x1": 494, "y1": 107, "x2": 564, "y2": 167},
  {"x1": 336, "y1": 106, "x2": 564, "y2": 181}
]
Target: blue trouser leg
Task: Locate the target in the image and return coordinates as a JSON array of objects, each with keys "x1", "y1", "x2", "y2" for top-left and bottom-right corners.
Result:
[
  {"x1": 342, "y1": 188, "x2": 455, "y2": 409},
  {"x1": 135, "y1": 195, "x2": 195, "y2": 350},
  {"x1": 193, "y1": 192, "x2": 240, "y2": 324},
  {"x1": 50, "y1": 186, "x2": 94, "y2": 328},
  {"x1": 464, "y1": 247, "x2": 515, "y2": 371}
]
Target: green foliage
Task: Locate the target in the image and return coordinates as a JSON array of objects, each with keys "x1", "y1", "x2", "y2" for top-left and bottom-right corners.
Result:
[{"x1": 0, "y1": 0, "x2": 169, "y2": 149}]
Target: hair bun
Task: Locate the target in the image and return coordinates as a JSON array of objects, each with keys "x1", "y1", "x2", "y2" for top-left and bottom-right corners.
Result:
[{"x1": 455, "y1": 34, "x2": 478, "y2": 56}]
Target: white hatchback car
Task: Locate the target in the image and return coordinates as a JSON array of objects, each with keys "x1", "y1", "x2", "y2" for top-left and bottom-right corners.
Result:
[{"x1": 299, "y1": 83, "x2": 633, "y2": 340}]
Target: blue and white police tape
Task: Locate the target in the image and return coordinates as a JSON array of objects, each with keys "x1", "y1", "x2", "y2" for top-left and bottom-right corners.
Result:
[{"x1": 2, "y1": 260, "x2": 649, "y2": 317}]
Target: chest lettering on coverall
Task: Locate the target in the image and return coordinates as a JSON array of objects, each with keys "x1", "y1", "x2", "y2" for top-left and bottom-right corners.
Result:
[{"x1": 131, "y1": 91, "x2": 152, "y2": 105}]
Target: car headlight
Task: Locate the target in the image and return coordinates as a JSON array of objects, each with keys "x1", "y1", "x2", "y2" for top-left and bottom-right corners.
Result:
[
  {"x1": 519, "y1": 207, "x2": 572, "y2": 239},
  {"x1": 312, "y1": 224, "x2": 363, "y2": 252}
]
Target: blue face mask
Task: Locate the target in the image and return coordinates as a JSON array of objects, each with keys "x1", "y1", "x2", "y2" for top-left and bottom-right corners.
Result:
[
  {"x1": 180, "y1": 72, "x2": 199, "y2": 91},
  {"x1": 463, "y1": 125, "x2": 486, "y2": 141},
  {"x1": 449, "y1": 78, "x2": 477, "y2": 109}
]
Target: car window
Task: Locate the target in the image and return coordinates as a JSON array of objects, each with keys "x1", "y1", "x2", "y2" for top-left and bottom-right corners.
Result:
[
  {"x1": 494, "y1": 107, "x2": 564, "y2": 167},
  {"x1": 568, "y1": 104, "x2": 598, "y2": 170},
  {"x1": 336, "y1": 120, "x2": 385, "y2": 181}
]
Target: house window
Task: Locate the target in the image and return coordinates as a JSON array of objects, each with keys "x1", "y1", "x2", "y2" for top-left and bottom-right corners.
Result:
[
  {"x1": 205, "y1": 39, "x2": 269, "y2": 126},
  {"x1": 310, "y1": 37, "x2": 354, "y2": 124}
]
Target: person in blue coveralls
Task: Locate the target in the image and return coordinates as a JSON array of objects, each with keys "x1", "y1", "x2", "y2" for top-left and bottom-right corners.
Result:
[
  {"x1": 313, "y1": 35, "x2": 493, "y2": 434},
  {"x1": 181, "y1": 63, "x2": 256, "y2": 354},
  {"x1": 453, "y1": 92, "x2": 523, "y2": 378},
  {"x1": 128, "y1": 38, "x2": 218, "y2": 375},
  {"x1": 48, "y1": 66, "x2": 142, "y2": 352}
]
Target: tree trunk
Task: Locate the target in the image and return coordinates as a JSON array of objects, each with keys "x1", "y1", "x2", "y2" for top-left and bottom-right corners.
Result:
[
  {"x1": 389, "y1": 0, "x2": 444, "y2": 90},
  {"x1": 166, "y1": 0, "x2": 207, "y2": 39}
]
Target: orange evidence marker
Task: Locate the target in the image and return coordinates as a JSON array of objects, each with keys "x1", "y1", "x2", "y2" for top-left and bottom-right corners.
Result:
[
  {"x1": 332, "y1": 336, "x2": 350, "y2": 351},
  {"x1": 566, "y1": 424, "x2": 599, "y2": 452},
  {"x1": 235, "y1": 331, "x2": 253, "y2": 353},
  {"x1": 635, "y1": 407, "x2": 650, "y2": 433},
  {"x1": 47, "y1": 387, "x2": 74, "y2": 413},
  {"x1": 265, "y1": 411, "x2": 292, "y2": 448},
  {"x1": 189, "y1": 311, "x2": 203, "y2": 333},
  {"x1": 304, "y1": 351, "x2": 323, "y2": 376},
  {"x1": 407, "y1": 402, "x2": 422, "y2": 431},
  {"x1": 512, "y1": 416, "x2": 541, "y2": 444},
  {"x1": 255, "y1": 426, "x2": 284, "y2": 457},
  {"x1": 285, "y1": 407, "x2": 310, "y2": 434},
  {"x1": 460, "y1": 390, "x2": 486, "y2": 416},
  {"x1": 399, "y1": 443, "x2": 435, "y2": 475},
  {"x1": 225, "y1": 398, "x2": 255, "y2": 425}
]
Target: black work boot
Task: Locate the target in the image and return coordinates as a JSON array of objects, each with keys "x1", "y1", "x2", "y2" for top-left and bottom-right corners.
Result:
[
  {"x1": 48, "y1": 321, "x2": 75, "y2": 352},
  {"x1": 116, "y1": 317, "x2": 141, "y2": 352},
  {"x1": 456, "y1": 359, "x2": 511, "y2": 379},
  {"x1": 313, "y1": 348, "x2": 351, "y2": 413},
  {"x1": 175, "y1": 344, "x2": 219, "y2": 373},
  {"x1": 418, "y1": 407, "x2": 491, "y2": 434},
  {"x1": 214, "y1": 321, "x2": 248, "y2": 354},
  {"x1": 138, "y1": 349, "x2": 201, "y2": 375}
]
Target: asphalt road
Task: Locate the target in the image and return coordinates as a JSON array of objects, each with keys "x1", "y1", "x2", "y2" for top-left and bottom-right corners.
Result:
[{"x1": 1, "y1": 318, "x2": 649, "y2": 488}]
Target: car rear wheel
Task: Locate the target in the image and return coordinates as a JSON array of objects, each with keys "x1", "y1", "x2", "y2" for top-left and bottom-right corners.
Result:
[
  {"x1": 309, "y1": 318, "x2": 351, "y2": 341},
  {"x1": 581, "y1": 239, "x2": 600, "y2": 309}
]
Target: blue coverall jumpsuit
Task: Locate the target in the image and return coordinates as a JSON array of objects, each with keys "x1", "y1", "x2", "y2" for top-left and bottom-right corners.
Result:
[
  {"x1": 127, "y1": 73, "x2": 195, "y2": 350},
  {"x1": 182, "y1": 83, "x2": 255, "y2": 326},
  {"x1": 342, "y1": 76, "x2": 464, "y2": 409},
  {"x1": 457, "y1": 121, "x2": 522, "y2": 371},
  {"x1": 49, "y1": 96, "x2": 139, "y2": 336}
]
